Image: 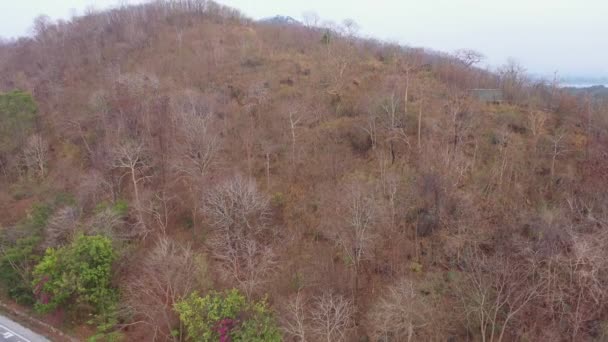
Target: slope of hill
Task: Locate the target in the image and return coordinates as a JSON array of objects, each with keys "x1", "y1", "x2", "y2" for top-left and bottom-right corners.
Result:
[
  {"x1": 259, "y1": 15, "x2": 302, "y2": 26},
  {"x1": 1, "y1": 1, "x2": 608, "y2": 341}
]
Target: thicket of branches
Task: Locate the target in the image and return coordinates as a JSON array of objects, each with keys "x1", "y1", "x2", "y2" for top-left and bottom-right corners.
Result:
[{"x1": 1, "y1": 0, "x2": 607, "y2": 341}]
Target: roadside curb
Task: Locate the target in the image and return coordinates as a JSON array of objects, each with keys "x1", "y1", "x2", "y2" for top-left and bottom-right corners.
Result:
[{"x1": 0, "y1": 302, "x2": 79, "y2": 342}]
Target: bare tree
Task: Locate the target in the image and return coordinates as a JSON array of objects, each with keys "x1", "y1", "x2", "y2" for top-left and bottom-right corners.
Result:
[
  {"x1": 458, "y1": 250, "x2": 540, "y2": 342},
  {"x1": 31, "y1": 15, "x2": 53, "y2": 42},
  {"x1": 87, "y1": 207, "x2": 127, "y2": 240},
  {"x1": 172, "y1": 103, "x2": 218, "y2": 180},
  {"x1": 384, "y1": 171, "x2": 400, "y2": 231},
  {"x1": 288, "y1": 109, "x2": 303, "y2": 167},
  {"x1": 111, "y1": 140, "x2": 151, "y2": 237},
  {"x1": 361, "y1": 110, "x2": 378, "y2": 150},
  {"x1": 22, "y1": 134, "x2": 49, "y2": 178},
  {"x1": 493, "y1": 126, "x2": 512, "y2": 194},
  {"x1": 208, "y1": 235, "x2": 277, "y2": 298},
  {"x1": 445, "y1": 89, "x2": 473, "y2": 164},
  {"x1": 454, "y1": 49, "x2": 485, "y2": 68},
  {"x1": 76, "y1": 171, "x2": 115, "y2": 209},
  {"x1": 141, "y1": 191, "x2": 175, "y2": 236},
  {"x1": 527, "y1": 110, "x2": 547, "y2": 154},
  {"x1": 324, "y1": 38, "x2": 351, "y2": 99},
  {"x1": 498, "y1": 59, "x2": 527, "y2": 102},
  {"x1": 380, "y1": 94, "x2": 409, "y2": 163},
  {"x1": 548, "y1": 130, "x2": 568, "y2": 182},
  {"x1": 124, "y1": 236, "x2": 202, "y2": 341},
  {"x1": 261, "y1": 141, "x2": 280, "y2": 189},
  {"x1": 342, "y1": 18, "x2": 360, "y2": 38},
  {"x1": 366, "y1": 278, "x2": 430, "y2": 342},
  {"x1": 566, "y1": 229, "x2": 608, "y2": 340},
  {"x1": 338, "y1": 184, "x2": 376, "y2": 268},
  {"x1": 310, "y1": 292, "x2": 354, "y2": 342},
  {"x1": 280, "y1": 291, "x2": 309, "y2": 342},
  {"x1": 415, "y1": 77, "x2": 431, "y2": 150},
  {"x1": 399, "y1": 53, "x2": 422, "y2": 117},
  {"x1": 170, "y1": 97, "x2": 219, "y2": 226},
  {"x1": 417, "y1": 98, "x2": 423, "y2": 150},
  {"x1": 336, "y1": 183, "x2": 377, "y2": 310},
  {"x1": 203, "y1": 175, "x2": 277, "y2": 297},
  {"x1": 302, "y1": 11, "x2": 320, "y2": 28},
  {"x1": 203, "y1": 175, "x2": 270, "y2": 237},
  {"x1": 43, "y1": 206, "x2": 80, "y2": 248}
]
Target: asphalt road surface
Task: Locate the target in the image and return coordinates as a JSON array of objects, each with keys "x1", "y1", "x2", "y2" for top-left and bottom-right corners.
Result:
[{"x1": 0, "y1": 315, "x2": 49, "y2": 342}]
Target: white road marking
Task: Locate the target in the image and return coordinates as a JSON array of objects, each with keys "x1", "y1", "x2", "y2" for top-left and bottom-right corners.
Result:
[{"x1": 0, "y1": 324, "x2": 31, "y2": 342}]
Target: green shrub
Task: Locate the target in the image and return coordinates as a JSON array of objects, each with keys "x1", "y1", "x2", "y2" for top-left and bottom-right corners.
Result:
[
  {"x1": 174, "y1": 289, "x2": 281, "y2": 342},
  {"x1": 271, "y1": 192, "x2": 285, "y2": 207},
  {"x1": 0, "y1": 235, "x2": 41, "y2": 304},
  {"x1": 32, "y1": 234, "x2": 117, "y2": 315},
  {"x1": 321, "y1": 30, "x2": 331, "y2": 45},
  {"x1": 94, "y1": 199, "x2": 129, "y2": 217},
  {"x1": 28, "y1": 203, "x2": 53, "y2": 230},
  {"x1": 111, "y1": 199, "x2": 129, "y2": 217},
  {"x1": 181, "y1": 215, "x2": 194, "y2": 230},
  {"x1": 0, "y1": 203, "x2": 51, "y2": 304},
  {"x1": 53, "y1": 192, "x2": 77, "y2": 207},
  {"x1": 87, "y1": 302, "x2": 125, "y2": 342},
  {"x1": 0, "y1": 90, "x2": 38, "y2": 155},
  {"x1": 410, "y1": 261, "x2": 423, "y2": 273}
]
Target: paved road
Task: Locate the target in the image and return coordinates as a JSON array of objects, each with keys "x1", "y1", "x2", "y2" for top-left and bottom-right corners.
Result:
[{"x1": 0, "y1": 315, "x2": 49, "y2": 342}]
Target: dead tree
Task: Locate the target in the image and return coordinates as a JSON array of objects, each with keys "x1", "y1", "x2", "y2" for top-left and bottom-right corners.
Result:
[
  {"x1": 141, "y1": 191, "x2": 175, "y2": 236},
  {"x1": 124, "y1": 236, "x2": 201, "y2": 341},
  {"x1": 366, "y1": 278, "x2": 430, "y2": 342},
  {"x1": 171, "y1": 101, "x2": 219, "y2": 226},
  {"x1": 203, "y1": 175, "x2": 270, "y2": 236},
  {"x1": 22, "y1": 134, "x2": 49, "y2": 178},
  {"x1": 416, "y1": 78, "x2": 431, "y2": 150},
  {"x1": 399, "y1": 53, "x2": 422, "y2": 117},
  {"x1": 548, "y1": 131, "x2": 568, "y2": 182},
  {"x1": 202, "y1": 175, "x2": 277, "y2": 298},
  {"x1": 498, "y1": 59, "x2": 527, "y2": 103},
  {"x1": 336, "y1": 184, "x2": 377, "y2": 312},
  {"x1": 459, "y1": 251, "x2": 540, "y2": 342},
  {"x1": 454, "y1": 49, "x2": 485, "y2": 68},
  {"x1": 280, "y1": 291, "x2": 309, "y2": 342},
  {"x1": 288, "y1": 109, "x2": 303, "y2": 167},
  {"x1": 208, "y1": 235, "x2": 277, "y2": 298},
  {"x1": 43, "y1": 206, "x2": 80, "y2": 248},
  {"x1": 111, "y1": 140, "x2": 151, "y2": 237},
  {"x1": 310, "y1": 292, "x2": 354, "y2": 342},
  {"x1": 446, "y1": 90, "x2": 469, "y2": 159},
  {"x1": 172, "y1": 108, "x2": 218, "y2": 180},
  {"x1": 361, "y1": 111, "x2": 378, "y2": 150},
  {"x1": 417, "y1": 98, "x2": 423, "y2": 150},
  {"x1": 527, "y1": 110, "x2": 547, "y2": 154},
  {"x1": 380, "y1": 94, "x2": 409, "y2": 163}
]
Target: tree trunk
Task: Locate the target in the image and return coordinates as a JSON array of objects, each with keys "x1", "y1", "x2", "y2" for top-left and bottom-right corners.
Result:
[
  {"x1": 266, "y1": 152, "x2": 270, "y2": 189},
  {"x1": 417, "y1": 102, "x2": 422, "y2": 149},
  {"x1": 131, "y1": 167, "x2": 145, "y2": 229},
  {"x1": 404, "y1": 70, "x2": 409, "y2": 115},
  {"x1": 353, "y1": 264, "x2": 360, "y2": 325}
]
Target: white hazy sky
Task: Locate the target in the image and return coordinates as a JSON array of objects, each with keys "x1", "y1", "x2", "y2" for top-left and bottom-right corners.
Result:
[{"x1": 1, "y1": 0, "x2": 607, "y2": 78}]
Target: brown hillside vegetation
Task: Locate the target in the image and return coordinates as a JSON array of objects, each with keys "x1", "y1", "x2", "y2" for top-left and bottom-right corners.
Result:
[{"x1": 1, "y1": 1, "x2": 608, "y2": 341}]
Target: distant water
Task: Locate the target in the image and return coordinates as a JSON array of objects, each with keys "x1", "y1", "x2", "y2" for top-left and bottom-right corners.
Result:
[{"x1": 560, "y1": 83, "x2": 608, "y2": 88}]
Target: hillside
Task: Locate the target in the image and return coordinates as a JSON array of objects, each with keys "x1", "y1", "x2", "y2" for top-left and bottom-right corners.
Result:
[
  {"x1": 564, "y1": 85, "x2": 608, "y2": 100},
  {"x1": 1, "y1": 1, "x2": 608, "y2": 341}
]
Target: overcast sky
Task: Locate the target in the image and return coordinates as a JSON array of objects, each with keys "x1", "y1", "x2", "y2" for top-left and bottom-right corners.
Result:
[{"x1": 2, "y1": 0, "x2": 607, "y2": 78}]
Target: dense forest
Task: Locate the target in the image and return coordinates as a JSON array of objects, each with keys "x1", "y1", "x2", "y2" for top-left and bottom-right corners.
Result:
[{"x1": 1, "y1": 1, "x2": 608, "y2": 341}]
